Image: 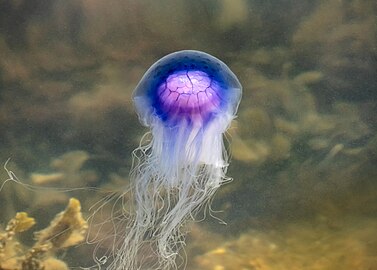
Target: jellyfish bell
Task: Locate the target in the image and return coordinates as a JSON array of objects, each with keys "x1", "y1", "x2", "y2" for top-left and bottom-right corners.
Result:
[
  {"x1": 105, "y1": 50, "x2": 242, "y2": 270},
  {"x1": 133, "y1": 50, "x2": 242, "y2": 185},
  {"x1": 134, "y1": 50, "x2": 241, "y2": 126}
]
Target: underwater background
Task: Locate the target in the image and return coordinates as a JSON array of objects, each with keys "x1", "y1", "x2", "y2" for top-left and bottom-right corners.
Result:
[{"x1": 0, "y1": 0, "x2": 376, "y2": 269}]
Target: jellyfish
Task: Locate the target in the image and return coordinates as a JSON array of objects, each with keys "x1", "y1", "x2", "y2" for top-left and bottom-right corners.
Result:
[{"x1": 105, "y1": 50, "x2": 242, "y2": 270}]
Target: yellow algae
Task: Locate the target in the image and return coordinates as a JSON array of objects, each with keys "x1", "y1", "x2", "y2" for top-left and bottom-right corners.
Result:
[
  {"x1": 211, "y1": 248, "x2": 226, "y2": 255},
  {"x1": 35, "y1": 198, "x2": 88, "y2": 249},
  {"x1": 11, "y1": 212, "x2": 36, "y2": 233},
  {"x1": 0, "y1": 198, "x2": 87, "y2": 270},
  {"x1": 0, "y1": 212, "x2": 35, "y2": 261},
  {"x1": 195, "y1": 218, "x2": 377, "y2": 270},
  {"x1": 293, "y1": 71, "x2": 323, "y2": 85},
  {"x1": 30, "y1": 172, "x2": 64, "y2": 185},
  {"x1": 30, "y1": 150, "x2": 98, "y2": 189},
  {"x1": 50, "y1": 150, "x2": 89, "y2": 173},
  {"x1": 213, "y1": 265, "x2": 225, "y2": 270},
  {"x1": 22, "y1": 244, "x2": 51, "y2": 270},
  {"x1": 42, "y1": 257, "x2": 69, "y2": 270}
]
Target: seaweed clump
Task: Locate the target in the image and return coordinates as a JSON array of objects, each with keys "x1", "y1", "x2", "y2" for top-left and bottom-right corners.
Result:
[{"x1": 0, "y1": 198, "x2": 88, "y2": 270}]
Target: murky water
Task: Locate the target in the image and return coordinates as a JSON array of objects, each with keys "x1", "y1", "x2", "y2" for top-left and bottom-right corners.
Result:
[{"x1": 0, "y1": 1, "x2": 376, "y2": 269}]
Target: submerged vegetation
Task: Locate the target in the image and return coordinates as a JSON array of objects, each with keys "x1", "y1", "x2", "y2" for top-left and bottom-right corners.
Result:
[{"x1": 0, "y1": 198, "x2": 87, "y2": 270}]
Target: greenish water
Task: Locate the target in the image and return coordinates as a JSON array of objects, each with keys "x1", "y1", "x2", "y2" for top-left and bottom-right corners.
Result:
[{"x1": 0, "y1": 1, "x2": 376, "y2": 269}]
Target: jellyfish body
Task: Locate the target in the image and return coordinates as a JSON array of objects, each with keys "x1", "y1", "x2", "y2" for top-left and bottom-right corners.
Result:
[{"x1": 109, "y1": 50, "x2": 242, "y2": 270}]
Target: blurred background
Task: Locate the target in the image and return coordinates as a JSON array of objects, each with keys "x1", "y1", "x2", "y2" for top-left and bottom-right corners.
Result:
[{"x1": 0, "y1": 0, "x2": 376, "y2": 269}]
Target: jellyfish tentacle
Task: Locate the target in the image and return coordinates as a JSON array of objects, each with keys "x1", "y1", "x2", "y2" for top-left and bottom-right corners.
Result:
[{"x1": 103, "y1": 50, "x2": 241, "y2": 270}]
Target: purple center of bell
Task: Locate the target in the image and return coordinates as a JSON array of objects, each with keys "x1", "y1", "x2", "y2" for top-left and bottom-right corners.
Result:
[{"x1": 157, "y1": 70, "x2": 221, "y2": 122}]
